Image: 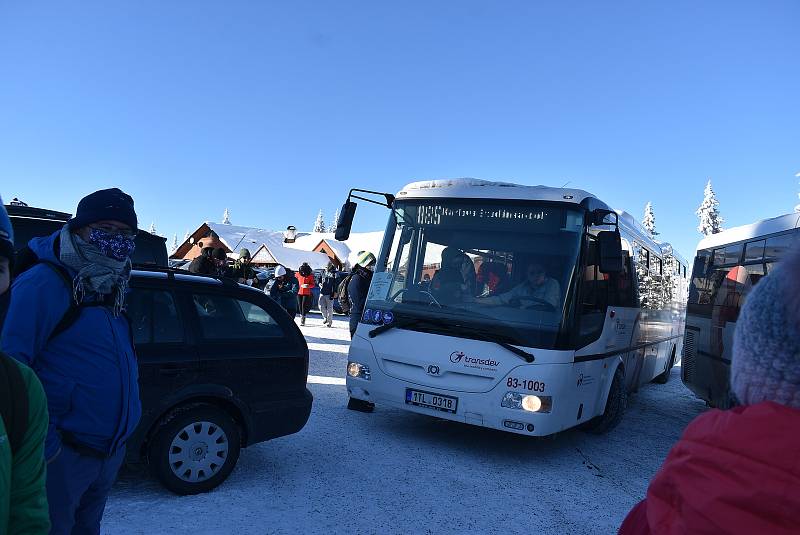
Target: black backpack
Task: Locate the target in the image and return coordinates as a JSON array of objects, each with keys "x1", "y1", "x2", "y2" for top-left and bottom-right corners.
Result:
[
  {"x1": 337, "y1": 273, "x2": 355, "y2": 315},
  {"x1": 0, "y1": 354, "x2": 29, "y2": 456}
]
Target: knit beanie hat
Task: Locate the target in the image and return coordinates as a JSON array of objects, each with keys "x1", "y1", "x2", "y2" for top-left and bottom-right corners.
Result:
[
  {"x1": 212, "y1": 248, "x2": 228, "y2": 261},
  {"x1": 68, "y1": 188, "x2": 138, "y2": 232},
  {"x1": 731, "y1": 245, "x2": 800, "y2": 409},
  {"x1": 0, "y1": 196, "x2": 14, "y2": 263}
]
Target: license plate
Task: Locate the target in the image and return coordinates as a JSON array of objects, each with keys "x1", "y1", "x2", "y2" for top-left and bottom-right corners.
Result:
[{"x1": 405, "y1": 388, "x2": 458, "y2": 414}]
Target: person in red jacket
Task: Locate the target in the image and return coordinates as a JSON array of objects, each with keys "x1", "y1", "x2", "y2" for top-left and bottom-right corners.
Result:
[
  {"x1": 619, "y1": 245, "x2": 800, "y2": 535},
  {"x1": 296, "y1": 262, "x2": 316, "y2": 326}
]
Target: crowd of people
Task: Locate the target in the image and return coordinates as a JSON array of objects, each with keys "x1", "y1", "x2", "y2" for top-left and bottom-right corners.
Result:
[{"x1": 1, "y1": 187, "x2": 798, "y2": 534}]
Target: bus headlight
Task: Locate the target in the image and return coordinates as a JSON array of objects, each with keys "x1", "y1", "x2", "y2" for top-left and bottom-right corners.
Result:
[
  {"x1": 347, "y1": 362, "x2": 371, "y2": 380},
  {"x1": 501, "y1": 392, "x2": 552, "y2": 413}
]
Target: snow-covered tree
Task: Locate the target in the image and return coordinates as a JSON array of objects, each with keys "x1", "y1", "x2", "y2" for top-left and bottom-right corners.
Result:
[
  {"x1": 696, "y1": 179, "x2": 723, "y2": 236},
  {"x1": 222, "y1": 208, "x2": 231, "y2": 225},
  {"x1": 171, "y1": 234, "x2": 179, "y2": 253},
  {"x1": 183, "y1": 229, "x2": 190, "y2": 243},
  {"x1": 148, "y1": 222, "x2": 157, "y2": 235},
  {"x1": 642, "y1": 202, "x2": 658, "y2": 238},
  {"x1": 795, "y1": 172, "x2": 800, "y2": 213},
  {"x1": 331, "y1": 207, "x2": 341, "y2": 231},
  {"x1": 313, "y1": 209, "x2": 326, "y2": 233}
]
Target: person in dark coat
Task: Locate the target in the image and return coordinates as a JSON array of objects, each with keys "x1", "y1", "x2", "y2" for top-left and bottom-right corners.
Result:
[
  {"x1": 211, "y1": 247, "x2": 228, "y2": 277},
  {"x1": 229, "y1": 248, "x2": 258, "y2": 285},
  {"x1": 318, "y1": 263, "x2": 338, "y2": 327},
  {"x1": 430, "y1": 247, "x2": 469, "y2": 305},
  {"x1": 619, "y1": 245, "x2": 800, "y2": 535},
  {"x1": 186, "y1": 247, "x2": 215, "y2": 274},
  {"x1": 348, "y1": 251, "x2": 376, "y2": 338},
  {"x1": 268, "y1": 265, "x2": 299, "y2": 318},
  {"x1": 1, "y1": 188, "x2": 141, "y2": 534}
]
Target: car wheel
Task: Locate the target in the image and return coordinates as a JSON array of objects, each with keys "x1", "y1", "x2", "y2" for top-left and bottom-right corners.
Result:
[
  {"x1": 653, "y1": 346, "x2": 676, "y2": 384},
  {"x1": 149, "y1": 404, "x2": 241, "y2": 495},
  {"x1": 347, "y1": 397, "x2": 375, "y2": 413},
  {"x1": 580, "y1": 367, "x2": 627, "y2": 434}
]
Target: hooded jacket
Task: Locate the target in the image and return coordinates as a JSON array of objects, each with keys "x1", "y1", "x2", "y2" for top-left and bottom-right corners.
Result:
[
  {"x1": 0, "y1": 231, "x2": 141, "y2": 460},
  {"x1": 619, "y1": 401, "x2": 800, "y2": 535}
]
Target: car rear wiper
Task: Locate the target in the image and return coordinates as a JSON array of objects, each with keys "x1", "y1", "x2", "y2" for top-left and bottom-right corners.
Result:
[{"x1": 369, "y1": 317, "x2": 534, "y2": 363}]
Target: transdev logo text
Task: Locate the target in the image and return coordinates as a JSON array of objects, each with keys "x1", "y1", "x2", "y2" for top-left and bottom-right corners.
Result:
[{"x1": 449, "y1": 351, "x2": 499, "y2": 368}]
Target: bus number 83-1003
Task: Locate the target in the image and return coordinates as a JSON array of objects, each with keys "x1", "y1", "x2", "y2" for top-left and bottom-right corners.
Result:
[{"x1": 506, "y1": 377, "x2": 545, "y2": 392}]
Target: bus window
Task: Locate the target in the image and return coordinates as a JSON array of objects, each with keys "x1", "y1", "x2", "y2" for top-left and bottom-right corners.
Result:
[
  {"x1": 712, "y1": 248, "x2": 725, "y2": 266},
  {"x1": 764, "y1": 233, "x2": 795, "y2": 263},
  {"x1": 744, "y1": 240, "x2": 765, "y2": 263},
  {"x1": 722, "y1": 244, "x2": 743, "y2": 266}
]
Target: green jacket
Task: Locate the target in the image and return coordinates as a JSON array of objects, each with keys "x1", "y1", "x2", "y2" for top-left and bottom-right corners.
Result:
[{"x1": 0, "y1": 355, "x2": 50, "y2": 534}]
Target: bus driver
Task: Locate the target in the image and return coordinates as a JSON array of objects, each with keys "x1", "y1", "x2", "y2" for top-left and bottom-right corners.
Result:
[{"x1": 478, "y1": 262, "x2": 560, "y2": 309}]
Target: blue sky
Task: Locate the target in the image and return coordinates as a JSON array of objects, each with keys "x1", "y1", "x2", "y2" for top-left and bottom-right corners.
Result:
[{"x1": 1, "y1": 0, "x2": 797, "y2": 259}]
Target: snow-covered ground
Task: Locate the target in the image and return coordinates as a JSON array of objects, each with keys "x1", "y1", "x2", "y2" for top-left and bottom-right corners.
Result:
[{"x1": 103, "y1": 314, "x2": 707, "y2": 535}]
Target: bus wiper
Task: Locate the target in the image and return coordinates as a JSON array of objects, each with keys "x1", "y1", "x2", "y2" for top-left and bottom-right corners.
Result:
[
  {"x1": 457, "y1": 324, "x2": 535, "y2": 363},
  {"x1": 368, "y1": 318, "x2": 424, "y2": 338}
]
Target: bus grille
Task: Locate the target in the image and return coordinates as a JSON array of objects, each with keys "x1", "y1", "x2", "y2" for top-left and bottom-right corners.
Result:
[{"x1": 682, "y1": 331, "x2": 697, "y2": 383}]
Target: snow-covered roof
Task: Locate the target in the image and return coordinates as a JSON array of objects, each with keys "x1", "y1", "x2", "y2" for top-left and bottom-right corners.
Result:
[
  {"x1": 696, "y1": 212, "x2": 800, "y2": 252},
  {"x1": 397, "y1": 178, "x2": 595, "y2": 204},
  {"x1": 205, "y1": 222, "x2": 330, "y2": 270},
  {"x1": 285, "y1": 230, "x2": 385, "y2": 266}
]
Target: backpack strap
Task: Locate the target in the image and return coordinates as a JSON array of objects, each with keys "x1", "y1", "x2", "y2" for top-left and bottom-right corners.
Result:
[
  {"x1": 36, "y1": 261, "x2": 86, "y2": 343},
  {"x1": 0, "y1": 354, "x2": 29, "y2": 456}
]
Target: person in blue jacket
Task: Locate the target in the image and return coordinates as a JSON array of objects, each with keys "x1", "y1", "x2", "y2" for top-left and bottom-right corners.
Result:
[{"x1": 1, "y1": 188, "x2": 141, "y2": 535}]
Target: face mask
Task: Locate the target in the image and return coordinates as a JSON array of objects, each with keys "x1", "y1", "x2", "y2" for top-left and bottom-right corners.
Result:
[{"x1": 89, "y1": 228, "x2": 136, "y2": 261}]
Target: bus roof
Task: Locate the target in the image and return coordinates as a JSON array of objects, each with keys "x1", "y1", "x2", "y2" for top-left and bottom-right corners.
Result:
[
  {"x1": 696, "y1": 212, "x2": 800, "y2": 252},
  {"x1": 397, "y1": 178, "x2": 596, "y2": 204}
]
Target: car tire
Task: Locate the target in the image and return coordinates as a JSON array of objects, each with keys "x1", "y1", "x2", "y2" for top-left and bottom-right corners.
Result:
[
  {"x1": 347, "y1": 397, "x2": 375, "y2": 413},
  {"x1": 149, "y1": 403, "x2": 241, "y2": 495},
  {"x1": 581, "y1": 367, "x2": 627, "y2": 434},
  {"x1": 653, "y1": 346, "x2": 676, "y2": 384}
]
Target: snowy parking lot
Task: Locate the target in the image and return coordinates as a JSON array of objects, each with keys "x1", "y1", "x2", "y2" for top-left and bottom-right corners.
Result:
[{"x1": 103, "y1": 314, "x2": 707, "y2": 535}]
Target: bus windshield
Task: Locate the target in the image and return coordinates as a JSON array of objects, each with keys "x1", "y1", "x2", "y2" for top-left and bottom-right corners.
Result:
[{"x1": 366, "y1": 199, "x2": 585, "y2": 348}]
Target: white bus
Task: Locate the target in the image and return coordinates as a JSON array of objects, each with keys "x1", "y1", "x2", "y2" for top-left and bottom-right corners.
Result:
[
  {"x1": 682, "y1": 212, "x2": 800, "y2": 408},
  {"x1": 337, "y1": 179, "x2": 689, "y2": 435}
]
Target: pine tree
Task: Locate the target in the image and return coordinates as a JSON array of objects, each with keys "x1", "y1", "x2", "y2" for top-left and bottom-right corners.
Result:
[
  {"x1": 642, "y1": 202, "x2": 658, "y2": 238},
  {"x1": 313, "y1": 209, "x2": 326, "y2": 233},
  {"x1": 171, "y1": 234, "x2": 179, "y2": 253},
  {"x1": 795, "y1": 172, "x2": 800, "y2": 213},
  {"x1": 222, "y1": 208, "x2": 231, "y2": 225},
  {"x1": 331, "y1": 207, "x2": 341, "y2": 231},
  {"x1": 148, "y1": 222, "x2": 157, "y2": 235},
  {"x1": 696, "y1": 179, "x2": 723, "y2": 236},
  {"x1": 183, "y1": 229, "x2": 190, "y2": 243}
]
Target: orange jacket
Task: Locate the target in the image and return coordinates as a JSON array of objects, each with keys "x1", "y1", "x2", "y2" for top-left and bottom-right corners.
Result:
[
  {"x1": 295, "y1": 273, "x2": 316, "y2": 296},
  {"x1": 619, "y1": 401, "x2": 800, "y2": 535}
]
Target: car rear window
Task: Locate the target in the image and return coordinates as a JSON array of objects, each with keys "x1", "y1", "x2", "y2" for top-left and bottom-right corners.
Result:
[{"x1": 192, "y1": 293, "x2": 284, "y2": 339}]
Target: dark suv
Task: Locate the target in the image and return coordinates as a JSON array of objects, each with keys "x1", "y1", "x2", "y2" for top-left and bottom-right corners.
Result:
[
  {"x1": 126, "y1": 270, "x2": 312, "y2": 494},
  {"x1": 4, "y1": 203, "x2": 313, "y2": 494}
]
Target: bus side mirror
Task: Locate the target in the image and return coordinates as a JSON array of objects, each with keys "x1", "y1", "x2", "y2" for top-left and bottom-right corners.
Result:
[
  {"x1": 598, "y1": 231, "x2": 623, "y2": 273},
  {"x1": 335, "y1": 201, "x2": 357, "y2": 241}
]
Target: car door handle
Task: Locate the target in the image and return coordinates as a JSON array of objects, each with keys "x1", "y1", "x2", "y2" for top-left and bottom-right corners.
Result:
[{"x1": 159, "y1": 367, "x2": 188, "y2": 377}]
